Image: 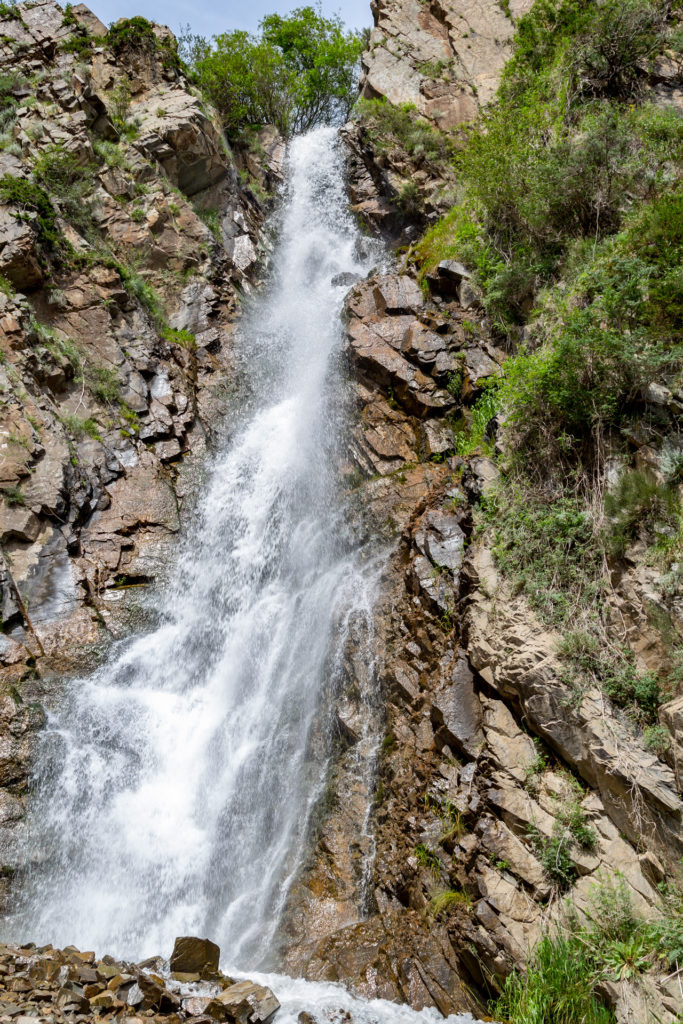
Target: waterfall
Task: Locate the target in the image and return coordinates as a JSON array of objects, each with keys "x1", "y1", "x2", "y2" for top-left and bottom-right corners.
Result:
[{"x1": 5, "y1": 128, "x2": 487, "y2": 1024}]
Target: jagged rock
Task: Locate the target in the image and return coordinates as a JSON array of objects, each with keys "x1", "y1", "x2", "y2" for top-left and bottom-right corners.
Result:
[
  {"x1": 359, "y1": 0, "x2": 535, "y2": 129},
  {"x1": 212, "y1": 981, "x2": 280, "y2": 1024},
  {"x1": 0, "y1": 210, "x2": 43, "y2": 290},
  {"x1": 429, "y1": 651, "x2": 484, "y2": 757}
]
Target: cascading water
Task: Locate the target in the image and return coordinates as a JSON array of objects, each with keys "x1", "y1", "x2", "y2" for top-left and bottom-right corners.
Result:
[{"x1": 5, "y1": 127, "x2": 487, "y2": 1024}]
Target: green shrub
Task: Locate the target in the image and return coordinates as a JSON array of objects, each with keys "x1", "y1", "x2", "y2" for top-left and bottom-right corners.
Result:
[
  {"x1": 190, "y1": 7, "x2": 364, "y2": 137},
  {"x1": 106, "y1": 16, "x2": 179, "y2": 72},
  {"x1": 485, "y1": 487, "x2": 602, "y2": 625},
  {"x1": 528, "y1": 822, "x2": 577, "y2": 889},
  {"x1": 648, "y1": 885, "x2": 683, "y2": 966},
  {"x1": 428, "y1": 888, "x2": 471, "y2": 917},
  {"x1": 33, "y1": 145, "x2": 97, "y2": 237},
  {"x1": 415, "y1": 843, "x2": 441, "y2": 875},
  {"x1": 87, "y1": 366, "x2": 120, "y2": 405},
  {"x1": 161, "y1": 326, "x2": 196, "y2": 350},
  {"x1": 604, "y1": 469, "x2": 682, "y2": 558},
  {"x1": 354, "y1": 97, "x2": 455, "y2": 170},
  {"x1": 61, "y1": 414, "x2": 101, "y2": 441},
  {"x1": 0, "y1": 176, "x2": 61, "y2": 252}
]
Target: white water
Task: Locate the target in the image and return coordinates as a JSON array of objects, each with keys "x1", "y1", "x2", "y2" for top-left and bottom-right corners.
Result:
[{"x1": 6, "y1": 128, "x2": 487, "y2": 1024}]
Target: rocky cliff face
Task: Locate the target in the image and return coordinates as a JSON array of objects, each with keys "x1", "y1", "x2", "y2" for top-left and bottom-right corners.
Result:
[
  {"x1": 0, "y1": 0, "x2": 280, "y2": 885},
  {"x1": 280, "y1": 266, "x2": 683, "y2": 1022},
  {"x1": 359, "y1": 0, "x2": 534, "y2": 127},
  {"x1": 279, "y1": 3, "x2": 683, "y2": 1021}
]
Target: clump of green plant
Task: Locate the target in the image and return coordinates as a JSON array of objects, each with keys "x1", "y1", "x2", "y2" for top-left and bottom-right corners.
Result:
[
  {"x1": 415, "y1": 843, "x2": 441, "y2": 876},
  {"x1": 428, "y1": 888, "x2": 471, "y2": 918},
  {"x1": 33, "y1": 145, "x2": 97, "y2": 237},
  {"x1": 454, "y1": 382, "x2": 500, "y2": 458},
  {"x1": 161, "y1": 326, "x2": 196, "y2": 351},
  {"x1": 494, "y1": 930, "x2": 613, "y2": 1024},
  {"x1": 92, "y1": 138, "x2": 126, "y2": 169},
  {"x1": 484, "y1": 486, "x2": 602, "y2": 626},
  {"x1": 87, "y1": 366, "x2": 120, "y2": 405},
  {"x1": 354, "y1": 96, "x2": 455, "y2": 173},
  {"x1": 493, "y1": 874, "x2": 662, "y2": 1022},
  {"x1": 558, "y1": 630, "x2": 665, "y2": 724},
  {"x1": 195, "y1": 206, "x2": 221, "y2": 240},
  {"x1": 604, "y1": 468, "x2": 682, "y2": 560},
  {"x1": 60, "y1": 414, "x2": 102, "y2": 441},
  {"x1": 1, "y1": 484, "x2": 25, "y2": 507},
  {"x1": 0, "y1": 175, "x2": 62, "y2": 253}
]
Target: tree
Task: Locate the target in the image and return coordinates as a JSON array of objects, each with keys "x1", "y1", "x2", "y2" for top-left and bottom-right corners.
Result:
[{"x1": 183, "y1": 6, "x2": 365, "y2": 138}]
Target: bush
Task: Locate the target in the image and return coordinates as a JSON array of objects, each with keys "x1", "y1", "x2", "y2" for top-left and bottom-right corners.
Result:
[
  {"x1": 190, "y1": 7, "x2": 364, "y2": 137},
  {"x1": 33, "y1": 145, "x2": 97, "y2": 237},
  {"x1": 0, "y1": 175, "x2": 61, "y2": 252},
  {"x1": 604, "y1": 469, "x2": 682, "y2": 558}
]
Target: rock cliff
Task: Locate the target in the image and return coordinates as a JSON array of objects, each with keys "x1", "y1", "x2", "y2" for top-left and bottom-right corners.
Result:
[{"x1": 279, "y1": 2, "x2": 683, "y2": 1021}]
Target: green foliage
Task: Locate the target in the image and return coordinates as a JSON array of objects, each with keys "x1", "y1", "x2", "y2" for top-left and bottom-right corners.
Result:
[
  {"x1": 643, "y1": 723, "x2": 671, "y2": 754},
  {"x1": 414, "y1": 843, "x2": 441, "y2": 876},
  {"x1": 604, "y1": 469, "x2": 682, "y2": 559},
  {"x1": 454, "y1": 383, "x2": 500, "y2": 457},
  {"x1": 1, "y1": 484, "x2": 24, "y2": 507},
  {"x1": 92, "y1": 138, "x2": 126, "y2": 169},
  {"x1": 33, "y1": 145, "x2": 97, "y2": 237},
  {"x1": 559, "y1": 630, "x2": 665, "y2": 723},
  {"x1": 0, "y1": 3, "x2": 19, "y2": 22},
  {"x1": 494, "y1": 874, "x2": 655, "y2": 1022},
  {"x1": 494, "y1": 930, "x2": 614, "y2": 1024},
  {"x1": 87, "y1": 366, "x2": 120, "y2": 405},
  {"x1": 115, "y1": 261, "x2": 166, "y2": 326},
  {"x1": 106, "y1": 16, "x2": 180, "y2": 72},
  {"x1": 354, "y1": 98, "x2": 455, "y2": 172},
  {"x1": 528, "y1": 823, "x2": 576, "y2": 889},
  {"x1": 60, "y1": 414, "x2": 102, "y2": 441},
  {"x1": 428, "y1": 888, "x2": 471, "y2": 917},
  {"x1": 648, "y1": 885, "x2": 683, "y2": 967},
  {"x1": 196, "y1": 206, "x2": 221, "y2": 240},
  {"x1": 161, "y1": 326, "x2": 197, "y2": 350},
  {"x1": 0, "y1": 175, "x2": 62, "y2": 253},
  {"x1": 485, "y1": 487, "x2": 602, "y2": 625},
  {"x1": 190, "y1": 7, "x2": 364, "y2": 137}
]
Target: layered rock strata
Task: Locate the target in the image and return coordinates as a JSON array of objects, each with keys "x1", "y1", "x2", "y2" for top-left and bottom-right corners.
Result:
[{"x1": 281, "y1": 267, "x2": 683, "y2": 1023}]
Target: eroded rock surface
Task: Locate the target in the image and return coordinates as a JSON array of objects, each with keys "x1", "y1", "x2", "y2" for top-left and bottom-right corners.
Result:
[{"x1": 281, "y1": 265, "x2": 682, "y2": 1023}]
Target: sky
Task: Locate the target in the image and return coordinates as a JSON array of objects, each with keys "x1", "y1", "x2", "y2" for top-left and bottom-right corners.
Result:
[{"x1": 88, "y1": 0, "x2": 373, "y2": 38}]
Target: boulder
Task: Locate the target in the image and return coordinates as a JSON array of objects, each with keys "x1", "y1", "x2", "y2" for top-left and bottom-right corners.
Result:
[{"x1": 169, "y1": 936, "x2": 220, "y2": 977}]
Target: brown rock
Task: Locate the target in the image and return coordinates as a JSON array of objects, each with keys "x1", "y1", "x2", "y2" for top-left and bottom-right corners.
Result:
[{"x1": 169, "y1": 936, "x2": 220, "y2": 977}]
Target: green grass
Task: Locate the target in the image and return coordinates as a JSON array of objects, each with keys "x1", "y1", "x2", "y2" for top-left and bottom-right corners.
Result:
[
  {"x1": 1, "y1": 484, "x2": 24, "y2": 507},
  {"x1": 60, "y1": 414, "x2": 102, "y2": 441}
]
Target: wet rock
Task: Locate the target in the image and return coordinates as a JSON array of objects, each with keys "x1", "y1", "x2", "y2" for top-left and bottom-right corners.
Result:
[
  {"x1": 170, "y1": 937, "x2": 220, "y2": 978},
  {"x1": 213, "y1": 981, "x2": 280, "y2": 1024}
]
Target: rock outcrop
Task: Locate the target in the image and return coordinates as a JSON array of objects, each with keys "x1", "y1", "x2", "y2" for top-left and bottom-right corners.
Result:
[{"x1": 359, "y1": 0, "x2": 534, "y2": 129}]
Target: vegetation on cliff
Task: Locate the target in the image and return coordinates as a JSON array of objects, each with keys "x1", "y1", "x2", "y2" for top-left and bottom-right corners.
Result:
[
  {"x1": 179, "y1": 7, "x2": 365, "y2": 138},
  {"x1": 408, "y1": 0, "x2": 683, "y2": 727}
]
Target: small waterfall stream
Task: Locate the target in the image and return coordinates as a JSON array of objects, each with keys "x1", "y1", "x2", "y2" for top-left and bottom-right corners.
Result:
[{"x1": 5, "y1": 128, "x2": 486, "y2": 1024}]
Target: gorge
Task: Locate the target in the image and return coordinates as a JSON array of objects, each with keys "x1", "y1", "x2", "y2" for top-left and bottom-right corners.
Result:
[{"x1": 0, "y1": 2, "x2": 682, "y2": 1024}]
